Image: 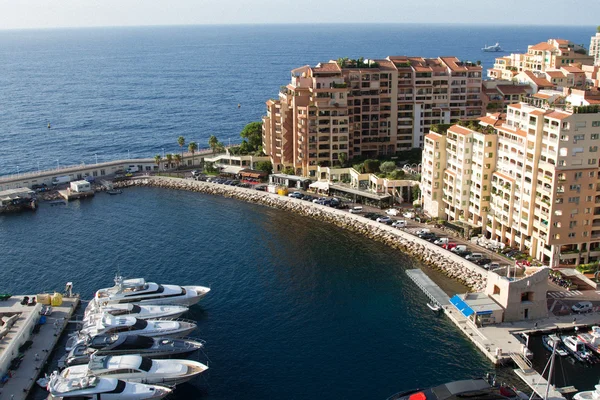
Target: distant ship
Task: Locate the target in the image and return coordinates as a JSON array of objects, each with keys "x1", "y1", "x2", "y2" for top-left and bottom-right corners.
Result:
[{"x1": 482, "y1": 42, "x2": 503, "y2": 52}]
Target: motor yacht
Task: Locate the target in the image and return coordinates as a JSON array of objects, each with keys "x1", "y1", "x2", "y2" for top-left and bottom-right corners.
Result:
[
  {"x1": 61, "y1": 355, "x2": 208, "y2": 386},
  {"x1": 561, "y1": 335, "x2": 596, "y2": 363},
  {"x1": 67, "y1": 315, "x2": 196, "y2": 350},
  {"x1": 386, "y1": 377, "x2": 527, "y2": 400},
  {"x1": 573, "y1": 384, "x2": 600, "y2": 400},
  {"x1": 47, "y1": 374, "x2": 171, "y2": 399},
  {"x1": 88, "y1": 276, "x2": 210, "y2": 309},
  {"x1": 60, "y1": 334, "x2": 204, "y2": 368},
  {"x1": 578, "y1": 326, "x2": 600, "y2": 355},
  {"x1": 84, "y1": 304, "x2": 189, "y2": 324},
  {"x1": 482, "y1": 42, "x2": 503, "y2": 52}
]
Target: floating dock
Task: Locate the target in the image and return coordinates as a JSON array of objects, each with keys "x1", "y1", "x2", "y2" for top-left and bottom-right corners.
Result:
[
  {"x1": 57, "y1": 189, "x2": 95, "y2": 201},
  {"x1": 0, "y1": 294, "x2": 79, "y2": 400},
  {"x1": 405, "y1": 269, "x2": 450, "y2": 308}
]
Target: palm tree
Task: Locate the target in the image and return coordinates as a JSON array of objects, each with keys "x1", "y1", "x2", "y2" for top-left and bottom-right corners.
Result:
[
  {"x1": 188, "y1": 142, "x2": 198, "y2": 167},
  {"x1": 154, "y1": 155, "x2": 162, "y2": 172},
  {"x1": 174, "y1": 154, "x2": 182, "y2": 169},
  {"x1": 208, "y1": 135, "x2": 218, "y2": 154},
  {"x1": 165, "y1": 154, "x2": 173, "y2": 170},
  {"x1": 177, "y1": 136, "x2": 185, "y2": 166}
]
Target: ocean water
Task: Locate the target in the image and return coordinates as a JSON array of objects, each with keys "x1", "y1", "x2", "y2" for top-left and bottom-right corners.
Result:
[
  {"x1": 0, "y1": 24, "x2": 595, "y2": 175},
  {"x1": 1, "y1": 187, "x2": 491, "y2": 399}
]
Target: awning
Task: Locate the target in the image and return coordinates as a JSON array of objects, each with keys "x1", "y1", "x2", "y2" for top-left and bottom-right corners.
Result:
[
  {"x1": 220, "y1": 165, "x2": 243, "y2": 174},
  {"x1": 309, "y1": 181, "x2": 330, "y2": 191},
  {"x1": 450, "y1": 295, "x2": 475, "y2": 317}
]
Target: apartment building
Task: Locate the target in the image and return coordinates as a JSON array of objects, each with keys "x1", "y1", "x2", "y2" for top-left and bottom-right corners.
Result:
[
  {"x1": 422, "y1": 94, "x2": 600, "y2": 267},
  {"x1": 482, "y1": 81, "x2": 532, "y2": 112},
  {"x1": 590, "y1": 31, "x2": 600, "y2": 66},
  {"x1": 262, "y1": 57, "x2": 483, "y2": 177},
  {"x1": 488, "y1": 38, "x2": 594, "y2": 83}
]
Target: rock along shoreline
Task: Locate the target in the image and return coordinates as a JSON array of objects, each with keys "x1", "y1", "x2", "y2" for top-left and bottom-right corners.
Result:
[{"x1": 115, "y1": 176, "x2": 487, "y2": 292}]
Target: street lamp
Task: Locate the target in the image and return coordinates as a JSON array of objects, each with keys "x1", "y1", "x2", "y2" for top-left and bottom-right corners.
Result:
[
  {"x1": 95, "y1": 154, "x2": 98, "y2": 164},
  {"x1": 56, "y1": 159, "x2": 59, "y2": 170},
  {"x1": 37, "y1": 161, "x2": 40, "y2": 172},
  {"x1": 16, "y1": 166, "x2": 19, "y2": 177},
  {"x1": 162, "y1": 148, "x2": 165, "y2": 159},
  {"x1": 127, "y1": 150, "x2": 130, "y2": 160}
]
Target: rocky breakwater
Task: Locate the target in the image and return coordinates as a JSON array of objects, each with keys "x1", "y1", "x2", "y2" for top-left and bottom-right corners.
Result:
[{"x1": 116, "y1": 177, "x2": 487, "y2": 291}]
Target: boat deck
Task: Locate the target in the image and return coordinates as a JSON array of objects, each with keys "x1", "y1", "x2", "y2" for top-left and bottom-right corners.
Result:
[{"x1": 0, "y1": 295, "x2": 79, "y2": 400}]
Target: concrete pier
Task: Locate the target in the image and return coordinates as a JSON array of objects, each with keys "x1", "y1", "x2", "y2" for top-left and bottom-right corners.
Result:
[
  {"x1": 57, "y1": 189, "x2": 95, "y2": 201},
  {"x1": 0, "y1": 296, "x2": 79, "y2": 400},
  {"x1": 405, "y1": 269, "x2": 450, "y2": 308}
]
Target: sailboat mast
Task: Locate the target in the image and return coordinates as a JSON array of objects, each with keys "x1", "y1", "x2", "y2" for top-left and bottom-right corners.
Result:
[{"x1": 544, "y1": 335, "x2": 558, "y2": 400}]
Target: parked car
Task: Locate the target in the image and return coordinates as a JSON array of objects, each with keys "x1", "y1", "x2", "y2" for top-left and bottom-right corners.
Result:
[
  {"x1": 572, "y1": 301, "x2": 593, "y2": 313},
  {"x1": 288, "y1": 192, "x2": 303, "y2": 199},
  {"x1": 392, "y1": 220, "x2": 407, "y2": 228},
  {"x1": 419, "y1": 233, "x2": 437, "y2": 241},
  {"x1": 442, "y1": 242, "x2": 458, "y2": 251},
  {"x1": 191, "y1": 170, "x2": 201, "y2": 177},
  {"x1": 302, "y1": 194, "x2": 315, "y2": 201},
  {"x1": 416, "y1": 228, "x2": 430, "y2": 236},
  {"x1": 385, "y1": 208, "x2": 399, "y2": 216},
  {"x1": 363, "y1": 212, "x2": 378, "y2": 220},
  {"x1": 313, "y1": 197, "x2": 327, "y2": 204},
  {"x1": 455, "y1": 250, "x2": 472, "y2": 258},
  {"x1": 451, "y1": 245, "x2": 468, "y2": 253},
  {"x1": 475, "y1": 258, "x2": 492, "y2": 266},
  {"x1": 376, "y1": 216, "x2": 393, "y2": 224},
  {"x1": 465, "y1": 253, "x2": 484, "y2": 261},
  {"x1": 483, "y1": 262, "x2": 501, "y2": 270},
  {"x1": 434, "y1": 237, "x2": 450, "y2": 246},
  {"x1": 329, "y1": 198, "x2": 341, "y2": 208},
  {"x1": 403, "y1": 211, "x2": 415, "y2": 219},
  {"x1": 254, "y1": 184, "x2": 268, "y2": 191}
]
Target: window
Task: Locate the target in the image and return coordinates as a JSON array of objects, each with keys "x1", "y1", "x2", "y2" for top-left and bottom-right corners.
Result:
[
  {"x1": 592, "y1": 121, "x2": 600, "y2": 127},
  {"x1": 568, "y1": 232, "x2": 576, "y2": 238},
  {"x1": 569, "y1": 221, "x2": 577, "y2": 228},
  {"x1": 590, "y1": 146, "x2": 598, "y2": 152},
  {"x1": 590, "y1": 171, "x2": 596, "y2": 177},
  {"x1": 589, "y1": 159, "x2": 598, "y2": 165},
  {"x1": 592, "y1": 134, "x2": 599, "y2": 140},
  {"x1": 568, "y1": 197, "x2": 580, "y2": 203}
]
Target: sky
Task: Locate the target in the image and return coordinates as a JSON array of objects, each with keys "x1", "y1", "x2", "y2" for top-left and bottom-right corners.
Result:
[{"x1": 0, "y1": 0, "x2": 598, "y2": 30}]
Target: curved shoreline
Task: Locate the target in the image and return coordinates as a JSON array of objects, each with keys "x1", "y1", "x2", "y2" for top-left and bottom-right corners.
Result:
[{"x1": 115, "y1": 176, "x2": 487, "y2": 292}]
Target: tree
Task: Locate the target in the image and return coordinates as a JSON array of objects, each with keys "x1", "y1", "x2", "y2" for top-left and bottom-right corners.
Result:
[
  {"x1": 166, "y1": 153, "x2": 173, "y2": 170},
  {"x1": 188, "y1": 142, "x2": 198, "y2": 167},
  {"x1": 412, "y1": 184, "x2": 421, "y2": 202},
  {"x1": 338, "y1": 152, "x2": 347, "y2": 167},
  {"x1": 174, "y1": 154, "x2": 182, "y2": 169},
  {"x1": 380, "y1": 161, "x2": 396, "y2": 173},
  {"x1": 283, "y1": 166, "x2": 295, "y2": 175},
  {"x1": 154, "y1": 155, "x2": 162, "y2": 171},
  {"x1": 208, "y1": 135, "x2": 219, "y2": 153},
  {"x1": 239, "y1": 141, "x2": 250, "y2": 154},
  {"x1": 363, "y1": 159, "x2": 380, "y2": 173},
  {"x1": 177, "y1": 136, "x2": 186, "y2": 163},
  {"x1": 256, "y1": 161, "x2": 273, "y2": 175},
  {"x1": 240, "y1": 122, "x2": 262, "y2": 152}
]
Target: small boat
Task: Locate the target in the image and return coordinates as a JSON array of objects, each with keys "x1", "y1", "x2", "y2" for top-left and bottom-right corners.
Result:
[
  {"x1": 49, "y1": 200, "x2": 67, "y2": 206},
  {"x1": 561, "y1": 335, "x2": 597, "y2": 363},
  {"x1": 47, "y1": 374, "x2": 171, "y2": 399},
  {"x1": 84, "y1": 304, "x2": 189, "y2": 323},
  {"x1": 578, "y1": 326, "x2": 600, "y2": 355},
  {"x1": 36, "y1": 374, "x2": 49, "y2": 388},
  {"x1": 47, "y1": 123, "x2": 51, "y2": 129},
  {"x1": 573, "y1": 384, "x2": 600, "y2": 399},
  {"x1": 60, "y1": 334, "x2": 205, "y2": 368},
  {"x1": 542, "y1": 335, "x2": 568, "y2": 356},
  {"x1": 482, "y1": 42, "x2": 503, "y2": 52},
  {"x1": 427, "y1": 302, "x2": 442, "y2": 312},
  {"x1": 88, "y1": 275, "x2": 210, "y2": 308},
  {"x1": 61, "y1": 354, "x2": 208, "y2": 386},
  {"x1": 107, "y1": 189, "x2": 123, "y2": 195}
]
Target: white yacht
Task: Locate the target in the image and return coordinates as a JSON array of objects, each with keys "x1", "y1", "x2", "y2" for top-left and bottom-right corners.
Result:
[
  {"x1": 578, "y1": 326, "x2": 600, "y2": 355},
  {"x1": 88, "y1": 276, "x2": 210, "y2": 309},
  {"x1": 47, "y1": 374, "x2": 171, "y2": 399},
  {"x1": 84, "y1": 304, "x2": 189, "y2": 324},
  {"x1": 482, "y1": 42, "x2": 503, "y2": 52},
  {"x1": 574, "y1": 384, "x2": 600, "y2": 400},
  {"x1": 562, "y1": 335, "x2": 594, "y2": 363},
  {"x1": 61, "y1": 354, "x2": 208, "y2": 386},
  {"x1": 67, "y1": 315, "x2": 196, "y2": 350}
]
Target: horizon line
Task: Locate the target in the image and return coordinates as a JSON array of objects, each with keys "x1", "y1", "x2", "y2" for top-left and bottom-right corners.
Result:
[{"x1": 0, "y1": 21, "x2": 596, "y2": 33}]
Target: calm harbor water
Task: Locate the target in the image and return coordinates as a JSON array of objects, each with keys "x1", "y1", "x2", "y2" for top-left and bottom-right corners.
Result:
[
  {"x1": 1, "y1": 187, "x2": 492, "y2": 399},
  {"x1": 0, "y1": 24, "x2": 594, "y2": 175}
]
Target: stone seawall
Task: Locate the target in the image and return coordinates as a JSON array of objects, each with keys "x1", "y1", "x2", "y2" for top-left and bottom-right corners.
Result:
[{"x1": 115, "y1": 177, "x2": 487, "y2": 291}]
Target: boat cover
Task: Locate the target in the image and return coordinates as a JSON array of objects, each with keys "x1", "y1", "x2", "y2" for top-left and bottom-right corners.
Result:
[{"x1": 449, "y1": 295, "x2": 474, "y2": 317}]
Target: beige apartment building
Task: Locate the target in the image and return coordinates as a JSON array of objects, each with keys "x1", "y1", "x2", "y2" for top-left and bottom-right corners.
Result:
[
  {"x1": 262, "y1": 57, "x2": 483, "y2": 177},
  {"x1": 590, "y1": 32, "x2": 600, "y2": 66},
  {"x1": 422, "y1": 93, "x2": 600, "y2": 267},
  {"x1": 488, "y1": 38, "x2": 594, "y2": 84}
]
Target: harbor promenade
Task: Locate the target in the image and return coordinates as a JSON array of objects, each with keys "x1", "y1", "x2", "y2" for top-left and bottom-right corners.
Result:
[{"x1": 0, "y1": 296, "x2": 79, "y2": 400}]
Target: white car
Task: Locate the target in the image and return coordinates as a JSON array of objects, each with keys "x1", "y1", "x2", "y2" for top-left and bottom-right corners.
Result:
[
  {"x1": 376, "y1": 216, "x2": 392, "y2": 224},
  {"x1": 392, "y1": 220, "x2": 406, "y2": 228},
  {"x1": 385, "y1": 208, "x2": 399, "y2": 216},
  {"x1": 349, "y1": 206, "x2": 363, "y2": 214},
  {"x1": 402, "y1": 211, "x2": 415, "y2": 219}
]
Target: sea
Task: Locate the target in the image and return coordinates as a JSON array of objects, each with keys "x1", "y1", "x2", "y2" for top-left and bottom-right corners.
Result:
[
  {"x1": 0, "y1": 24, "x2": 595, "y2": 175},
  {"x1": 0, "y1": 24, "x2": 598, "y2": 399}
]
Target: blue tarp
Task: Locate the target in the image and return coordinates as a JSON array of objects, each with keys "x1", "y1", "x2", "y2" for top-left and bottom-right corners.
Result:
[{"x1": 450, "y1": 294, "x2": 475, "y2": 317}]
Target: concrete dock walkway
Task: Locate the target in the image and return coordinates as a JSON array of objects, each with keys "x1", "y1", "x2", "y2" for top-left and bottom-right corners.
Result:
[{"x1": 0, "y1": 296, "x2": 79, "y2": 400}]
